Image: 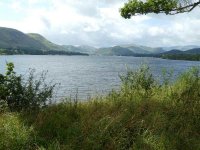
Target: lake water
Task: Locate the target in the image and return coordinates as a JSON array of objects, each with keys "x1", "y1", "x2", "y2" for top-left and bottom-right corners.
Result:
[{"x1": 0, "y1": 55, "x2": 200, "y2": 100}]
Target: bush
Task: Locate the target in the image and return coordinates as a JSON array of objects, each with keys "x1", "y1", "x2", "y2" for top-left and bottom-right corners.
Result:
[
  {"x1": 0, "y1": 100, "x2": 8, "y2": 113},
  {"x1": 120, "y1": 65, "x2": 157, "y2": 99},
  {"x1": 0, "y1": 63, "x2": 55, "y2": 112}
]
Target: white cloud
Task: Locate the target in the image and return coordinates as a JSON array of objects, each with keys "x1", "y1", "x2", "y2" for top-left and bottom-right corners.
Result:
[
  {"x1": 11, "y1": 1, "x2": 22, "y2": 11},
  {"x1": 148, "y1": 27, "x2": 166, "y2": 36},
  {"x1": 0, "y1": 0, "x2": 200, "y2": 47}
]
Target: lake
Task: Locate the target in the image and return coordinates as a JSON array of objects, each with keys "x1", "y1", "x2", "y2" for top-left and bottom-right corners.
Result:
[{"x1": 0, "y1": 55, "x2": 200, "y2": 100}]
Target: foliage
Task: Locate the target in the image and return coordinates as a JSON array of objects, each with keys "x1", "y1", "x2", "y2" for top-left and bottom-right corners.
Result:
[
  {"x1": 121, "y1": 0, "x2": 200, "y2": 19},
  {"x1": 120, "y1": 65, "x2": 157, "y2": 98},
  {"x1": 0, "y1": 63, "x2": 55, "y2": 112},
  {"x1": 0, "y1": 113, "x2": 32, "y2": 150},
  {"x1": 0, "y1": 65, "x2": 200, "y2": 149},
  {"x1": 0, "y1": 48, "x2": 89, "y2": 55},
  {"x1": 0, "y1": 100, "x2": 8, "y2": 113}
]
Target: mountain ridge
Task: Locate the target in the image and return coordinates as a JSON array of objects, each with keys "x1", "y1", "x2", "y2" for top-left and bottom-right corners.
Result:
[{"x1": 0, "y1": 27, "x2": 200, "y2": 56}]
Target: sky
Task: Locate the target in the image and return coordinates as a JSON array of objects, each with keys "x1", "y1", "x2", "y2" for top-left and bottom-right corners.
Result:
[{"x1": 0, "y1": 0, "x2": 200, "y2": 47}]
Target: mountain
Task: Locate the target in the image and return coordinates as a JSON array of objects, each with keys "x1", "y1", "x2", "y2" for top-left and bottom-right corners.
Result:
[
  {"x1": 59, "y1": 45, "x2": 96, "y2": 54},
  {"x1": 0, "y1": 27, "x2": 44, "y2": 50},
  {"x1": 138, "y1": 46, "x2": 165, "y2": 53},
  {"x1": 0, "y1": 27, "x2": 65, "y2": 51},
  {"x1": 160, "y1": 48, "x2": 200, "y2": 61},
  {"x1": 96, "y1": 44, "x2": 166, "y2": 56},
  {"x1": 161, "y1": 45, "x2": 200, "y2": 51},
  {"x1": 61, "y1": 45, "x2": 82, "y2": 52},
  {"x1": 96, "y1": 46, "x2": 135, "y2": 56},
  {"x1": 121, "y1": 46, "x2": 151, "y2": 54},
  {"x1": 121, "y1": 45, "x2": 165, "y2": 54},
  {"x1": 161, "y1": 49, "x2": 183, "y2": 55},
  {"x1": 0, "y1": 27, "x2": 88, "y2": 55},
  {"x1": 27, "y1": 33, "x2": 62, "y2": 51},
  {"x1": 1, "y1": 27, "x2": 199, "y2": 56},
  {"x1": 185, "y1": 48, "x2": 200, "y2": 54},
  {"x1": 161, "y1": 48, "x2": 200, "y2": 55},
  {"x1": 76, "y1": 45, "x2": 97, "y2": 55}
]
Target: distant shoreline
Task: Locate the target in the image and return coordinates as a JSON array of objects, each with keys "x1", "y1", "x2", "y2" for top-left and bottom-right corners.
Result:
[
  {"x1": 0, "y1": 49, "x2": 89, "y2": 56},
  {"x1": 1, "y1": 53, "x2": 200, "y2": 61}
]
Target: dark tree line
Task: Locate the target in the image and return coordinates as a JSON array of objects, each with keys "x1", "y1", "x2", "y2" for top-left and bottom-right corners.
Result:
[{"x1": 0, "y1": 48, "x2": 88, "y2": 56}]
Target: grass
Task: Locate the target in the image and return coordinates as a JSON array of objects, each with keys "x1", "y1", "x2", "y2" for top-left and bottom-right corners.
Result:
[{"x1": 0, "y1": 65, "x2": 200, "y2": 150}]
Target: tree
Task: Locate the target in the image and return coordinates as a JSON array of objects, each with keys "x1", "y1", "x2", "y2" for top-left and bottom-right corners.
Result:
[{"x1": 120, "y1": 0, "x2": 200, "y2": 19}]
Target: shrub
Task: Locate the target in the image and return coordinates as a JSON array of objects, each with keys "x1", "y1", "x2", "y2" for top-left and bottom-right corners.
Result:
[
  {"x1": 0, "y1": 100, "x2": 8, "y2": 113},
  {"x1": 120, "y1": 65, "x2": 157, "y2": 99},
  {"x1": 0, "y1": 63, "x2": 55, "y2": 112}
]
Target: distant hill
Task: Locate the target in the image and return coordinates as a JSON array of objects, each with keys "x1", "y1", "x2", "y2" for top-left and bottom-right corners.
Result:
[
  {"x1": 96, "y1": 45, "x2": 166, "y2": 56},
  {"x1": 96, "y1": 46, "x2": 135, "y2": 56},
  {"x1": 139, "y1": 46, "x2": 165, "y2": 54},
  {"x1": 161, "y1": 49, "x2": 183, "y2": 55},
  {"x1": 76, "y1": 45, "x2": 97, "y2": 55},
  {"x1": 0, "y1": 27, "x2": 88, "y2": 55},
  {"x1": 61, "y1": 45, "x2": 82, "y2": 52},
  {"x1": 121, "y1": 46, "x2": 151, "y2": 54},
  {"x1": 0, "y1": 27, "x2": 44, "y2": 51},
  {"x1": 185, "y1": 48, "x2": 200, "y2": 54},
  {"x1": 159, "y1": 48, "x2": 200, "y2": 61},
  {"x1": 59, "y1": 45, "x2": 96, "y2": 55},
  {"x1": 120, "y1": 44, "x2": 200, "y2": 54},
  {"x1": 121, "y1": 45, "x2": 165, "y2": 54},
  {"x1": 0, "y1": 27, "x2": 97, "y2": 54},
  {"x1": 27, "y1": 34, "x2": 98, "y2": 54},
  {"x1": 1, "y1": 27, "x2": 200, "y2": 56},
  {"x1": 161, "y1": 48, "x2": 200, "y2": 55},
  {"x1": 27, "y1": 33, "x2": 62, "y2": 51},
  {"x1": 161, "y1": 45, "x2": 200, "y2": 51}
]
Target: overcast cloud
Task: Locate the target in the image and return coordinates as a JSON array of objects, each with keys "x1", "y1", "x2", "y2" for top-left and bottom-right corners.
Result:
[{"x1": 0, "y1": 0, "x2": 200, "y2": 47}]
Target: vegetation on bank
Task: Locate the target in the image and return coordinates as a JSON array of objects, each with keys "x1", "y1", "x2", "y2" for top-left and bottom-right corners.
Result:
[
  {"x1": 0, "y1": 48, "x2": 88, "y2": 56},
  {"x1": 133, "y1": 53, "x2": 200, "y2": 61},
  {"x1": 1, "y1": 47, "x2": 199, "y2": 62},
  {"x1": 161, "y1": 54, "x2": 200, "y2": 61},
  {"x1": 0, "y1": 63, "x2": 200, "y2": 150}
]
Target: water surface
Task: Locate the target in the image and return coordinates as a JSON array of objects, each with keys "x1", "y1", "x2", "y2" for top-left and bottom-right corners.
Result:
[{"x1": 0, "y1": 55, "x2": 199, "y2": 100}]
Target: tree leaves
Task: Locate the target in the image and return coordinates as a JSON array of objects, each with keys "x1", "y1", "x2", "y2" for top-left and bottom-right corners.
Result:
[{"x1": 120, "y1": 0, "x2": 200, "y2": 18}]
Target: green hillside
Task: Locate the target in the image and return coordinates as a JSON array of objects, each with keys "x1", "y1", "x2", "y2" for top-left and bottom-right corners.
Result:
[
  {"x1": 161, "y1": 48, "x2": 200, "y2": 55},
  {"x1": 27, "y1": 33, "x2": 94, "y2": 53},
  {"x1": 77, "y1": 45, "x2": 97, "y2": 54},
  {"x1": 61, "y1": 45, "x2": 84, "y2": 52},
  {"x1": 0, "y1": 27, "x2": 89, "y2": 55},
  {"x1": 27, "y1": 33, "x2": 62, "y2": 51},
  {"x1": 97, "y1": 46, "x2": 135, "y2": 56},
  {"x1": 1, "y1": 27, "x2": 199, "y2": 56},
  {"x1": 124, "y1": 46, "x2": 151, "y2": 54},
  {"x1": 162, "y1": 45, "x2": 200, "y2": 51},
  {"x1": 121, "y1": 45, "x2": 165, "y2": 54},
  {"x1": 159, "y1": 48, "x2": 200, "y2": 61},
  {"x1": 0, "y1": 27, "x2": 44, "y2": 50},
  {"x1": 0, "y1": 27, "x2": 97, "y2": 55}
]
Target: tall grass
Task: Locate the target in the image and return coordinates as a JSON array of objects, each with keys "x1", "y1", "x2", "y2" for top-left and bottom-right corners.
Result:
[
  {"x1": 0, "y1": 65, "x2": 199, "y2": 150},
  {"x1": 0, "y1": 113, "x2": 32, "y2": 150}
]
